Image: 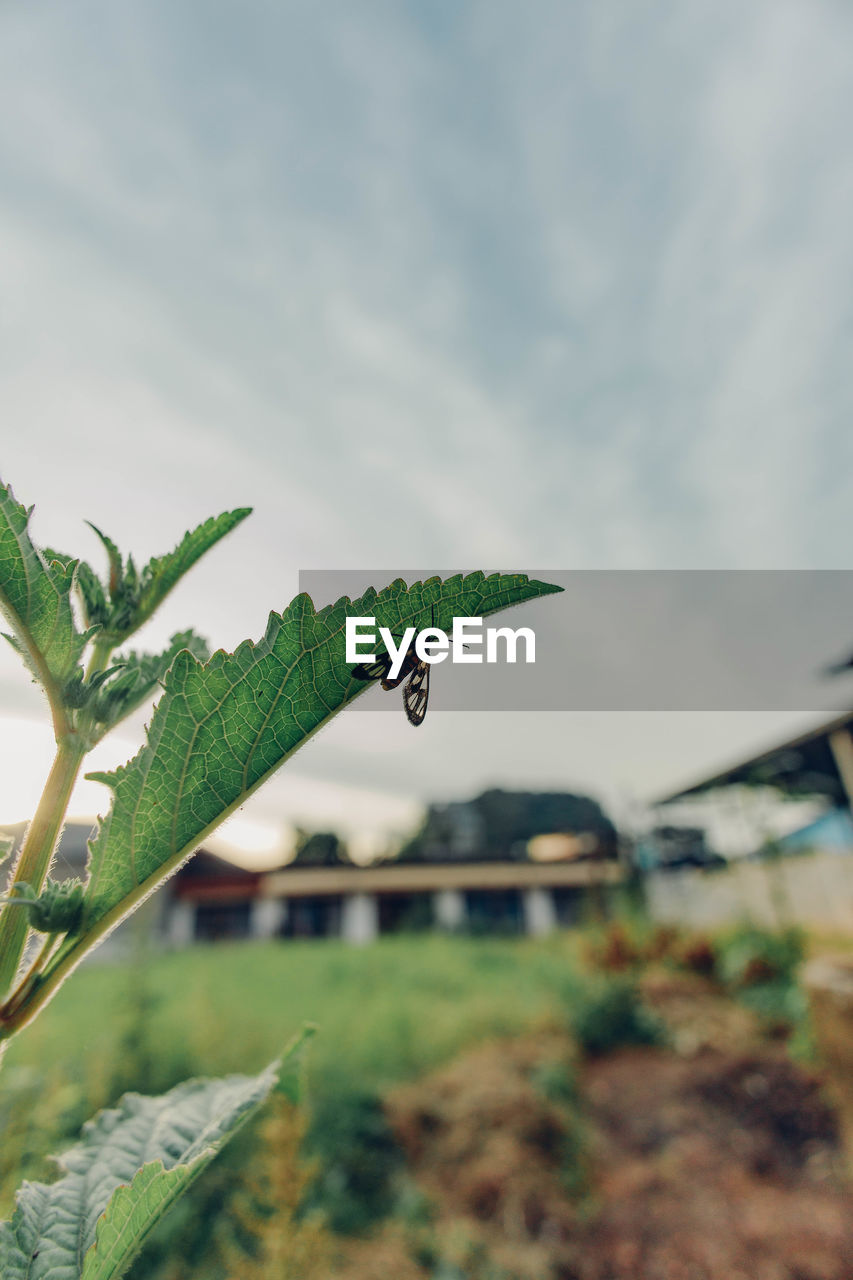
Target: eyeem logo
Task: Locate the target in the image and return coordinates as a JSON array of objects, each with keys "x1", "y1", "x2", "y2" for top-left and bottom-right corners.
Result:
[{"x1": 345, "y1": 617, "x2": 536, "y2": 681}]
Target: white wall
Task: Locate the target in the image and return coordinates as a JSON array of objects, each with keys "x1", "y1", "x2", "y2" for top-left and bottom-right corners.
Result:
[{"x1": 646, "y1": 851, "x2": 853, "y2": 932}]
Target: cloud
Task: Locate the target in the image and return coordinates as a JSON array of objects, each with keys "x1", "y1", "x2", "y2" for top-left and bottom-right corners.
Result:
[{"x1": 1, "y1": 1, "x2": 851, "y2": 838}]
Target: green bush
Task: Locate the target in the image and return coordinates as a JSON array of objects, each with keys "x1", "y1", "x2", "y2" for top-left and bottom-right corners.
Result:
[
  {"x1": 302, "y1": 1084, "x2": 404, "y2": 1234},
  {"x1": 714, "y1": 925, "x2": 805, "y2": 989},
  {"x1": 569, "y1": 976, "x2": 665, "y2": 1056}
]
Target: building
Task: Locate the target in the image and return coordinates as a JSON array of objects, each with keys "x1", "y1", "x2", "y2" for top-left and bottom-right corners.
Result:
[
  {"x1": 166, "y1": 849, "x2": 625, "y2": 946},
  {"x1": 3, "y1": 786, "x2": 625, "y2": 950},
  {"x1": 645, "y1": 709, "x2": 853, "y2": 932},
  {"x1": 657, "y1": 708, "x2": 853, "y2": 814}
]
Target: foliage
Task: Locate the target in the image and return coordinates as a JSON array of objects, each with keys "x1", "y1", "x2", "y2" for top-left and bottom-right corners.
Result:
[
  {"x1": 303, "y1": 1084, "x2": 405, "y2": 1234},
  {"x1": 583, "y1": 915, "x2": 683, "y2": 973},
  {"x1": 0, "y1": 473, "x2": 562, "y2": 1277},
  {"x1": 712, "y1": 924, "x2": 811, "y2": 1045},
  {"x1": 0, "y1": 934, "x2": 584, "y2": 1278},
  {"x1": 713, "y1": 924, "x2": 805, "y2": 990},
  {"x1": 531, "y1": 1057, "x2": 590, "y2": 1199},
  {"x1": 568, "y1": 975, "x2": 666, "y2": 1056},
  {"x1": 292, "y1": 829, "x2": 352, "y2": 867},
  {"x1": 219, "y1": 1094, "x2": 334, "y2": 1278},
  {"x1": 397, "y1": 787, "x2": 617, "y2": 863},
  {"x1": 0, "y1": 1053, "x2": 286, "y2": 1280}
]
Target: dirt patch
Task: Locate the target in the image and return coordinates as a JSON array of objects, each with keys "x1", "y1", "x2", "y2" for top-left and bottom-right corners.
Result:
[
  {"x1": 372, "y1": 1028, "x2": 853, "y2": 1280},
  {"x1": 639, "y1": 968, "x2": 767, "y2": 1055},
  {"x1": 582, "y1": 1046, "x2": 851, "y2": 1280},
  {"x1": 385, "y1": 1032, "x2": 580, "y2": 1278}
]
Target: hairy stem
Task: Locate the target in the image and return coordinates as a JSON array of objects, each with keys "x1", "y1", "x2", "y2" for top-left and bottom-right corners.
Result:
[
  {"x1": 0, "y1": 931, "x2": 59, "y2": 1020},
  {"x1": 85, "y1": 635, "x2": 114, "y2": 682},
  {"x1": 0, "y1": 742, "x2": 85, "y2": 1002}
]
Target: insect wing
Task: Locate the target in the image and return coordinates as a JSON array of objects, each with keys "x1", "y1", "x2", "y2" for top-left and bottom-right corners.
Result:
[
  {"x1": 403, "y1": 659, "x2": 430, "y2": 726},
  {"x1": 352, "y1": 658, "x2": 391, "y2": 682}
]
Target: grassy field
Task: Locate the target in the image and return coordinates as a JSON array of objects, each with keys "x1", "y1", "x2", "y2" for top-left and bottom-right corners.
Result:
[
  {"x1": 2, "y1": 924, "x2": 832, "y2": 1280},
  {"x1": 1, "y1": 932, "x2": 587, "y2": 1272},
  {"x1": 4, "y1": 932, "x2": 582, "y2": 1095}
]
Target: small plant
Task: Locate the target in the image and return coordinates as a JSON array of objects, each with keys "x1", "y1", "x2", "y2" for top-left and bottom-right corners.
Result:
[
  {"x1": 583, "y1": 915, "x2": 682, "y2": 974},
  {"x1": 0, "y1": 475, "x2": 561, "y2": 1278},
  {"x1": 569, "y1": 975, "x2": 666, "y2": 1056},
  {"x1": 713, "y1": 924, "x2": 805, "y2": 990},
  {"x1": 583, "y1": 921, "x2": 641, "y2": 972},
  {"x1": 220, "y1": 1095, "x2": 334, "y2": 1279},
  {"x1": 302, "y1": 1084, "x2": 405, "y2": 1234},
  {"x1": 713, "y1": 924, "x2": 809, "y2": 1042}
]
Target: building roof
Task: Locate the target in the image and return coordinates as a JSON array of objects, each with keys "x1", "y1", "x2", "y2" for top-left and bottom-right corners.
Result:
[
  {"x1": 172, "y1": 849, "x2": 263, "y2": 900},
  {"x1": 656, "y1": 707, "x2": 853, "y2": 806}
]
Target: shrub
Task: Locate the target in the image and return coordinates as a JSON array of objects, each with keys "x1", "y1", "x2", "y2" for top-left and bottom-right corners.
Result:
[
  {"x1": 303, "y1": 1085, "x2": 405, "y2": 1234},
  {"x1": 569, "y1": 976, "x2": 666, "y2": 1056},
  {"x1": 714, "y1": 925, "x2": 805, "y2": 990}
]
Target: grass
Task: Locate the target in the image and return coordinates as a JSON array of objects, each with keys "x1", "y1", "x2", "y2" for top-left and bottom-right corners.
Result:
[{"x1": 4, "y1": 932, "x2": 583, "y2": 1095}]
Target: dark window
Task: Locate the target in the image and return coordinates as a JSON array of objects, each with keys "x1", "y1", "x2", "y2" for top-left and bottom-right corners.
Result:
[
  {"x1": 378, "y1": 892, "x2": 434, "y2": 934},
  {"x1": 553, "y1": 887, "x2": 584, "y2": 927},
  {"x1": 194, "y1": 901, "x2": 252, "y2": 942},
  {"x1": 284, "y1": 895, "x2": 342, "y2": 939},
  {"x1": 464, "y1": 888, "x2": 523, "y2": 935}
]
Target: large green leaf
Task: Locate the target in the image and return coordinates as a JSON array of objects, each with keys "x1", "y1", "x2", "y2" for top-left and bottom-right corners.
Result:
[
  {"x1": 0, "y1": 481, "x2": 87, "y2": 695},
  {"x1": 69, "y1": 573, "x2": 558, "y2": 945},
  {"x1": 0, "y1": 1047, "x2": 297, "y2": 1280}
]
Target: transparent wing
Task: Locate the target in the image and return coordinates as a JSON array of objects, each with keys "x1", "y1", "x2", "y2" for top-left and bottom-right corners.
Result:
[
  {"x1": 403, "y1": 660, "x2": 430, "y2": 726},
  {"x1": 352, "y1": 659, "x2": 392, "y2": 682}
]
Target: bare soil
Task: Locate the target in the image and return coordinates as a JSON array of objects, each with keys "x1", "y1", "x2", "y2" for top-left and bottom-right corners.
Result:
[{"x1": 337, "y1": 973, "x2": 853, "y2": 1280}]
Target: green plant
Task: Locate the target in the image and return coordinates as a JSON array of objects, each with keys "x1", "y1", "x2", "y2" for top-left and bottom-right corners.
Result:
[
  {"x1": 219, "y1": 1092, "x2": 334, "y2": 1279},
  {"x1": 713, "y1": 924, "x2": 810, "y2": 1044},
  {"x1": 713, "y1": 924, "x2": 805, "y2": 990},
  {"x1": 531, "y1": 1057, "x2": 589, "y2": 1199},
  {"x1": 568, "y1": 975, "x2": 665, "y2": 1056},
  {"x1": 0, "y1": 475, "x2": 560, "y2": 1278},
  {"x1": 302, "y1": 1084, "x2": 405, "y2": 1234}
]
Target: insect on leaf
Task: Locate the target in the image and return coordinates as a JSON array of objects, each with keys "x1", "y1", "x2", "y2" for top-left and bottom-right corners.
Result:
[{"x1": 39, "y1": 574, "x2": 560, "y2": 984}]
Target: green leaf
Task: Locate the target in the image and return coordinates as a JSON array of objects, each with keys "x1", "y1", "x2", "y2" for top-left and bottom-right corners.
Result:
[
  {"x1": 135, "y1": 509, "x2": 252, "y2": 625},
  {"x1": 0, "y1": 482, "x2": 86, "y2": 697},
  {"x1": 45, "y1": 547, "x2": 111, "y2": 632},
  {"x1": 85, "y1": 524, "x2": 123, "y2": 597},
  {"x1": 71, "y1": 573, "x2": 559, "y2": 944},
  {"x1": 0, "y1": 1043, "x2": 297, "y2": 1280},
  {"x1": 72, "y1": 512, "x2": 250, "y2": 646},
  {"x1": 89, "y1": 630, "x2": 210, "y2": 733},
  {"x1": 89, "y1": 510, "x2": 252, "y2": 644},
  {"x1": 77, "y1": 562, "x2": 110, "y2": 630}
]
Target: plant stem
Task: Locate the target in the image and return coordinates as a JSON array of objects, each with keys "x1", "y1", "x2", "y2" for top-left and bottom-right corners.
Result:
[
  {"x1": 0, "y1": 931, "x2": 58, "y2": 1020},
  {"x1": 85, "y1": 636, "x2": 114, "y2": 681},
  {"x1": 0, "y1": 742, "x2": 85, "y2": 1002}
]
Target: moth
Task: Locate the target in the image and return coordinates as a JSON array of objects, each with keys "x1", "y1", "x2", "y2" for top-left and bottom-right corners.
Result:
[{"x1": 351, "y1": 609, "x2": 433, "y2": 726}]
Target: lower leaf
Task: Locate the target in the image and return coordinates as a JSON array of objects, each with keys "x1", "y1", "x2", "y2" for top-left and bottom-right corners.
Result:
[{"x1": 0, "y1": 1030, "x2": 311, "y2": 1280}]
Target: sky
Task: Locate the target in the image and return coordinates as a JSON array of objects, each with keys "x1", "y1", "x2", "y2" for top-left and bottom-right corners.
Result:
[{"x1": 1, "y1": 1, "x2": 853, "y2": 863}]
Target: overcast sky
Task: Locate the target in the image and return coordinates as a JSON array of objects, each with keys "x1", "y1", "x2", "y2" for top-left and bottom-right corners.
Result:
[{"x1": 2, "y1": 1, "x2": 853, "y2": 861}]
